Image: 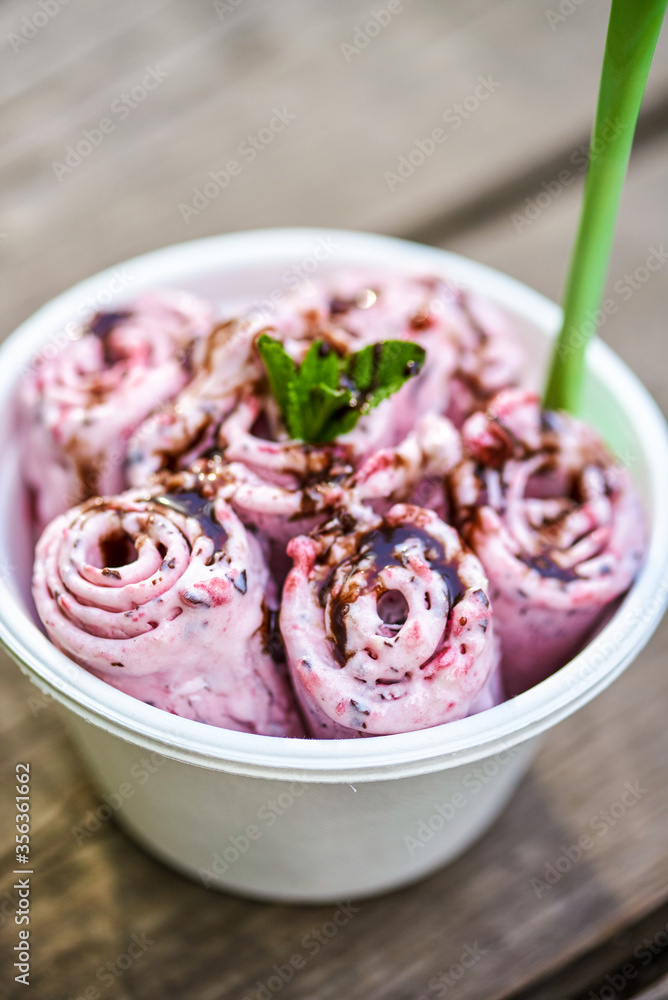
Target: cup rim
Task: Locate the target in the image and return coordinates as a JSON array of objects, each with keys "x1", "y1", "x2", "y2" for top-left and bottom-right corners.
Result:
[{"x1": 2, "y1": 227, "x2": 667, "y2": 782}]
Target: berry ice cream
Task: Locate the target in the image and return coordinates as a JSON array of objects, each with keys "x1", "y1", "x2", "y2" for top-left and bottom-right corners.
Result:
[
  {"x1": 32, "y1": 484, "x2": 304, "y2": 736},
  {"x1": 263, "y1": 270, "x2": 525, "y2": 429},
  {"x1": 19, "y1": 291, "x2": 213, "y2": 531},
  {"x1": 280, "y1": 504, "x2": 502, "y2": 737},
  {"x1": 127, "y1": 272, "x2": 506, "y2": 548},
  {"x1": 350, "y1": 413, "x2": 462, "y2": 519},
  {"x1": 450, "y1": 389, "x2": 646, "y2": 695},
  {"x1": 126, "y1": 315, "x2": 264, "y2": 486},
  {"x1": 27, "y1": 271, "x2": 646, "y2": 738},
  {"x1": 127, "y1": 272, "x2": 524, "y2": 483}
]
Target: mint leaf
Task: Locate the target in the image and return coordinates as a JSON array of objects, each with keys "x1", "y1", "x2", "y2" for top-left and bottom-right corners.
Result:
[
  {"x1": 344, "y1": 341, "x2": 425, "y2": 412},
  {"x1": 256, "y1": 335, "x2": 425, "y2": 443},
  {"x1": 299, "y1": 341, "x2": 340, "y2": 394},
  {"x1": 296, "y1": 342, "x2": 354, "y2": 441},
  {"x1": 305, "y1": 383, "x2": 354, "y2": 442},
  {"x1": 257, "y1": 334, "x2": 303, "y2": 439}
]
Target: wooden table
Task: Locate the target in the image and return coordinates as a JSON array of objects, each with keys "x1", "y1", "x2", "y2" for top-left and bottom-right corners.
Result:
[{"x1": 1, "y1": 2, "x2": 668, "y2": 997}]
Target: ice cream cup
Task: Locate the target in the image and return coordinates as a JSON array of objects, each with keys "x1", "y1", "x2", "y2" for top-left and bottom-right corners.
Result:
[{"x1": 1, "y1": 229, "x2": 666, "y2": 903}]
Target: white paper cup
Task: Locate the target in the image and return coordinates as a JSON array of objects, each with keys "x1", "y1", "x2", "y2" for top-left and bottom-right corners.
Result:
[{"x1": 1, "y1": 229, "x2": 667, "y2": 903}]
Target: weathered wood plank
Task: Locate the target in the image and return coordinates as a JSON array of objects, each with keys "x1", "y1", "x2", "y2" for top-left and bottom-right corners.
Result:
[
  {"x1": 450, "y1": 130, "x2": 668, "y2": 409},
  {"x1": 1, "y1": 0, "x2": 668, "y2": 337},
  {"x1": 506, "y1": 897, "x2": 668, "y2": 1000},
  {"x1": 630, "y1": 972, "x2": 668, "y2": 1000}
]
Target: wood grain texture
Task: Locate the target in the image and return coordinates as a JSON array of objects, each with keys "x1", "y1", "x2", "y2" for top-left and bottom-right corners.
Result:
[
  {"x1": 1, "y1": 1, "x2": 668, "y2": 999},
  {"x1": 507, "y1": 897, "x2": 668, "y2": 1000},
  {"x1": 632, "y1": 973, "x2": 668, "y2": 1000},
  {"x1": 2, "y1": 0, "x2": 668, "y2": 331}
]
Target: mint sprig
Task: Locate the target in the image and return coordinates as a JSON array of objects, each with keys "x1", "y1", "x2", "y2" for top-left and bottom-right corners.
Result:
[{"x1": 257, "y1": 335, "x2": 425, "y2": 443}]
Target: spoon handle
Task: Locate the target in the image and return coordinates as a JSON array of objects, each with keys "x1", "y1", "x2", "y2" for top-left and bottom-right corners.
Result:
[{"x1": 543, "y1": 0, "x2": 667, "y2": 413}]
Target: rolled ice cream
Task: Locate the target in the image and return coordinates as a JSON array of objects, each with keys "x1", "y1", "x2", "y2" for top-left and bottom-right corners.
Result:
[
  {"x1": 280, "y1": 503, "x2": 502, "y2": 737},
  {"x1": 27, "y1": 271, "x2": 646, "y2": 737},
  {"x1": 450, "y1": 389, "x2": 646, "y2": 695},
  {"x1": 19, "y1": 291, "x2": 213, "y2": 531},
  {"x1": 32, "y1": 483, "x2": 304, "y2": 736}
]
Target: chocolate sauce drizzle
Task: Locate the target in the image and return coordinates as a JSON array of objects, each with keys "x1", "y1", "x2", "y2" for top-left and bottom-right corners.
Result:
[
  {"x1": 462, "y1": 410, "x2": 607, "y2": 583},
  {"x1": 259, "y1": 604, "x2": 286, "y2": 662},
  {"x1": 519, "y1": 552, "x2": 579, "y2": 583},
  {"x1": 358, "y1": 524, "x2": 465, "y2": 604},
  {"x1": 323, "y1": 521, "x2": 465, "y2": 663},
  {"x1": 88, "y1": 310, "x2": 133, "y2": 365},
  {"x1": 152, "y1": 491, "x2": 228, "y2": 551}
]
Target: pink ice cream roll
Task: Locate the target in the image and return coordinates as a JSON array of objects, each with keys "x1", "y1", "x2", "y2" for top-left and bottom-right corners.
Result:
[
  {"x1": 349, "y1": 413, "x2": 462, "y2": 520},
  {"x1": 450, "y1": 388, "x2": 646, "y2": 696},
  {"x1": 266, "y1": 271, "x2": 526, "y2": 434},
  {"x1": 19, "y1": 290, "x2": 214, "y2": 531},
  {"x1": 125, "y1": 300, "x2": 398, "y2": 492},
  {"x1": 138, "y1": 389, "x2": 456, "y2": 557},
  {"x1": 126, "y1": 315, "x2": 264, "y2": 485},
  {"x1": 208, "y1": 395, "x2": 353, "y2": 547},
  {"x1": 32, "y1": 486, "x2": 304, "y2": 737},
  {"x1": 127, "y1": 272, "x2": 525, "y2": 502},
  {"x1": 199, "y1": 411, "x2": 461, "y2": 583},
  {"x1": 280, "y1": 503, "x2": 502, "y2": 738}
]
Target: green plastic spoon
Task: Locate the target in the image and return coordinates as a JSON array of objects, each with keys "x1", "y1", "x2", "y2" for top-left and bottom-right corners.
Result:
[{"x1": 543, "y1": 0, "x2": 667, "y2": 413}]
